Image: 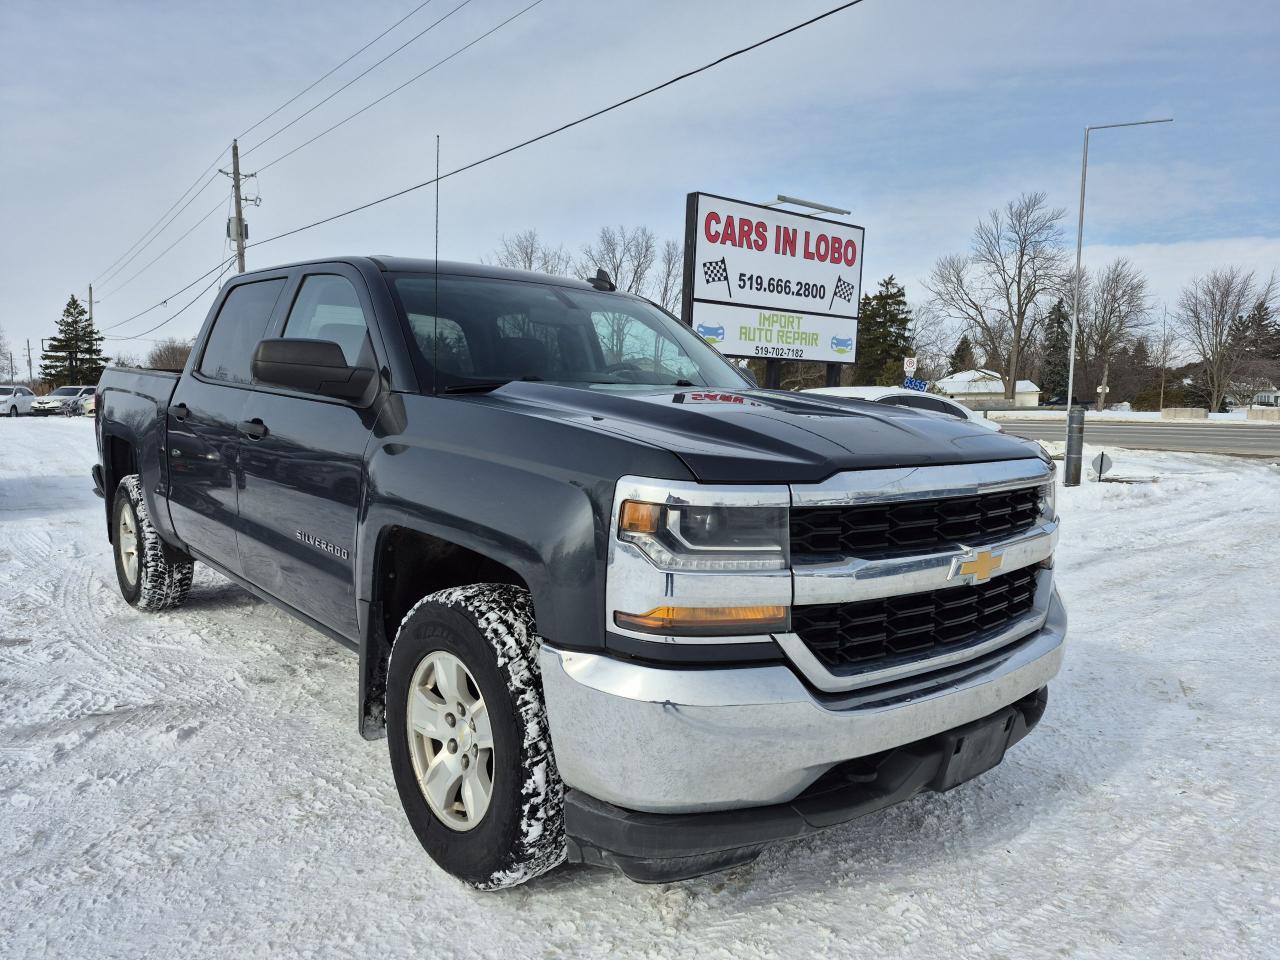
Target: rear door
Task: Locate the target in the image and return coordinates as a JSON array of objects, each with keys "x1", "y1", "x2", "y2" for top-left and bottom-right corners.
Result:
[
  {"x1": 167, "y1": 276, "x2": 288, "y2": 574},
  {"x1": 235, "y1": 265, "x2": 382, "y2": 636}
]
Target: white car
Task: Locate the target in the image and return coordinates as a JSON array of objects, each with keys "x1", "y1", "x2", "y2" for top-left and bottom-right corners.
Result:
[
  {"x1": 803, "y1": 385, "x2": 1004, "y2": 432},
  {"x1": 31, "y1": 385, "x2": 95, "y2": 416},
  {"x1": 1, "y1": 384, "x2": 36, "y2": 417}
]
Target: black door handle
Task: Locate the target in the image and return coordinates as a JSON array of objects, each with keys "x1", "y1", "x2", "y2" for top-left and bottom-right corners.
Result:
[
  {"x1": 237, "y1": 418, "x2": 268, "y2": 440},
  {"x1": 170, "y1": 402, "x2": 189, "y2": 421}
]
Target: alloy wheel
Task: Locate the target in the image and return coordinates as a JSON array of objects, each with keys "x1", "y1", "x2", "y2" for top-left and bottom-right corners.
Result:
[
  {"x1": 117, "y1": 504, "x2": 140, "y2": 587},
  {"x1": 405, "y1": 650, "x2": 495, "y2": 831}
]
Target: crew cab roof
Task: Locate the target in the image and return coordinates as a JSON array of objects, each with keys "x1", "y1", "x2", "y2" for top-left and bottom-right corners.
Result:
[{"x1": 238, "y1": 256, "x2": 605, "y2": 293}]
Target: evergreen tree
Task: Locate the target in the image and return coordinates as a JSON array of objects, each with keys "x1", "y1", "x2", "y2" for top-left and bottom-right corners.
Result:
[
  {"x1": 40, "y1": 295, "x2": 109, "y2": 386},
  {"x1": 947, "y1": 334, "x2": 977, "y2": 375},
  {"x1": 1039, "y1": 299, "x2": 1071, "y2": 399},
  {"x1": 852, "y1": 276, "x2": 914, "y2": 386}
]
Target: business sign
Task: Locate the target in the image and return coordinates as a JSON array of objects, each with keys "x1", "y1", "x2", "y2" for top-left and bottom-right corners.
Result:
[{"x1": 682, "y1": 192, "x2": 865, "y2": 363}]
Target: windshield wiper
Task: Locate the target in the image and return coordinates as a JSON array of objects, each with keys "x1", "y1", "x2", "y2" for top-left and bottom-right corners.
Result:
[{"x1": 441, "y1": 376, "x2": 543, "y2": 394}]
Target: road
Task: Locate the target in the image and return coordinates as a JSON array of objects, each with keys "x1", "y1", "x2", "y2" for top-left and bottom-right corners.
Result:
[{"x1": 997, "y1": 418, "x2": 1280, "y2": 457}]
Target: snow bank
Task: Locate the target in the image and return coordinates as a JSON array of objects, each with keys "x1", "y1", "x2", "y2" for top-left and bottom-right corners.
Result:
[{"x1": 2, "y1": 419, "x2": 1277, "y2": 959}]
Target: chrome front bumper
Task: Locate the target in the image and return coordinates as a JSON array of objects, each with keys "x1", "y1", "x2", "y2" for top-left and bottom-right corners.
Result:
[{"x1": 539, "y1": 587, "x2": 1066, "y2": 814}]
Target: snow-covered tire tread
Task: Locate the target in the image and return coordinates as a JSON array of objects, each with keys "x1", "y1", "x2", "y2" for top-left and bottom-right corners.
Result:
[
  {"x1": 391, "y1": 583, "x2": 567, "y2": 890},
  {"x1": 116, "y1": 475, "x2": 194, "y2": 611}
]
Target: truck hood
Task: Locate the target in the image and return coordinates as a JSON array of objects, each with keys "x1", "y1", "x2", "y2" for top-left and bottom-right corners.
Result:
[{"x1": 460, "y1": 382, "x2": 1044, "y2": 484}]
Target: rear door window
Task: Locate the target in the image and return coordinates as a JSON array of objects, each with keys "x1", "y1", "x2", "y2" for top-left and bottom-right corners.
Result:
[{"x1": 198, "y1": 278, "x2": 287, "y2": 384}]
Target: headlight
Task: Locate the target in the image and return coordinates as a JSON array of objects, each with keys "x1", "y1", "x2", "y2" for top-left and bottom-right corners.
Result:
[
  {"x1": 1040, "y1": 481, "x2": 1056, "y2": 518},
  {"x1": 617, "y1": 500, "x2": 788, "y2": 571}
]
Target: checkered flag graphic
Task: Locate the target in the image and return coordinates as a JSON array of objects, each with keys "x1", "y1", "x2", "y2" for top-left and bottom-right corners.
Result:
[
  {"x1": 829, "y1": 275, "x2": 857, "y2": 310},
  {"x1": 702, "y1": 257, "x2": 732, "y2": 298}
]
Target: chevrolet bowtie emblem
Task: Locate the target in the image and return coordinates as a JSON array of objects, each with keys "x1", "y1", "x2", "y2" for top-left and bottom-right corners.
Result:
[{"x1": 948, "y1": 548, "x2": 1003, "y2": 583}]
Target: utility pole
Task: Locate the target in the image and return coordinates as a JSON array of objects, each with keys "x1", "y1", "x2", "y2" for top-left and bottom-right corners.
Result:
[
  {"x1": 26, "y1": 339, "x2": 33, "y2": 382},
  {"x1": 1158, "y1": 305, "x2": 1168, "y2": 411},
  {"x1": 230, "y1": 139, "x2": 247, "y2": 273}
]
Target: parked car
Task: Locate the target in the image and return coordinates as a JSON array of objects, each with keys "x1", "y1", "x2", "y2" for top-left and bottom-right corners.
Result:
[
  {"x1": 95, "y1": 256, "x2": 1064, "y2": 889},
  {"x1": 31, "y1": 385, "x2": 94, "y2": 416},
  {"x1": 1, "y1": 384, "x2": 36, "y2": 417},
  {"x1": 804, "y1": 384, "x2": 1004, "y2": 432}
]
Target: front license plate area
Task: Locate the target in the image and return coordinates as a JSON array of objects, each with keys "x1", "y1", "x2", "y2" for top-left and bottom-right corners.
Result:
[{"x1": 931, "y1": 707, "x2": 1016, "y2": 792}]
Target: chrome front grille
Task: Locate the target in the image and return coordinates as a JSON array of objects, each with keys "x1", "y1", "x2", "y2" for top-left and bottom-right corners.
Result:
[
  {"x1": 790, "y1": 485, "x2": 1043, "y2": 560},
  {"x1": 791, "y1": 565, "x2": 1039, "y2": 675},
  {"x1": 782, "y1": 459, "x2": 1057, "y2": 694}
]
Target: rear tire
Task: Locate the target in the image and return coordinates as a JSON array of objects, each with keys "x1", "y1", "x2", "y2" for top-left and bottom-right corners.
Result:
[
  {"x1": 386, "y1": 583, "x2": 566, "y2": 890},
  {"x1": 112, "y1": 475, "x2": 194, "y2": 611}
]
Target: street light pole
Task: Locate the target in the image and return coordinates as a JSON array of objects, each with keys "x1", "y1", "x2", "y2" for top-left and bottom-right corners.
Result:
[{"x1": 1062, "y1": 117, "x2": 1172, "y2": 484}]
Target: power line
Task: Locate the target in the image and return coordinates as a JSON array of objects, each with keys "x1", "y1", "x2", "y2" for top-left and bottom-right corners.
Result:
[
  {"x1": 105, "y1": 0, "x2": 868, "y2": 338},
  {"x1": 93, "y1": 1, "x2": 444, "y2": 294},
  {"x1": 241, "y1": 0, "x2": 473, "y2": 160},
  {"x1": 97, "y1": 167, "x2": 226, "y2": 290},
  {"x1": 248, "y1": 0, "x2": 869, "y2": 251},
  {"x1": 99, "y1": 197, "x2": 227, "y2": 299},
  {"x1": 237, "y1": 0, "x2": 440, "y2": 142},
  {"x1": 104, "y1": 258, "x2": 237, "y2": 342},
  {"x1": 92, "y1": 146, "x2": 228, "y2": 285},
  {"x1": 101, "y1": 255, "x2": 238, "y2": 331},
  {"x1": 256, "y1": 0, "x2": 545, "y2": 176}
]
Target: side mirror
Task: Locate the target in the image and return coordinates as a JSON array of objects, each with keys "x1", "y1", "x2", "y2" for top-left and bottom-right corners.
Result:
[{"x1": 252, "y1": 339, "x2": 376, "y2": 401}]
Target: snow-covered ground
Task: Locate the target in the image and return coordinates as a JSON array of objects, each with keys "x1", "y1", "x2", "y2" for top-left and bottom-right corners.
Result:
[{"x1": 2, "y1": 418, "x2": 1278, "y2": 960}]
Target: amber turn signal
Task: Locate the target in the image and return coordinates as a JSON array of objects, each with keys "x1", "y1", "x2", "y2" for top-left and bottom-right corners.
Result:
[
  {"x1": 619, "y1": 500, "x2": 662, "y2": 534},
  {"x1": 614, "y1": 604, "x2": 788, "y2": 636}
]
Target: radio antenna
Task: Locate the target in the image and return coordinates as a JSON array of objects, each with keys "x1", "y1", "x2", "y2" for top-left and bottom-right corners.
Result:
[{"x1": 433, "y1": 133, "x2": 440, "y2": 392}]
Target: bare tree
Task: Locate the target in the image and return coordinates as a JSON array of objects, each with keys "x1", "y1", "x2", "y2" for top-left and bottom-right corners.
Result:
[
  {"x1": 1077, "y1": 258, "x2": 1151, "y2": 409},
  {"x1": 927, "y1": 192, "x2": 1066, "y2": 400},
  {"x1": 1176, "y1": 267, "x2": 1278, "y2": 412},
  {"x1": 0, "y1": 324, "x2": 13, "y2": 380},
  {"x1": 654, "y1": 240, "x2": 683, "y2": 314},
  {"x1": 492, "y1": 229, "x2": 572, "y2": 277},
  {"x1": 493, "y1": 229, "x2": 542, "y2": 271},
  {"x1": 906, "y1": 300, "x2": 957, "y2": 383},
  {"x1": 145, "y1": 338, "x2": 193, "y2": 371},
  {"x1": 578, "y1": 225, "x2": 657, "y2": 294},
  {"x1": 110, "y1": 352, "x2": 142, "y2": 368}
]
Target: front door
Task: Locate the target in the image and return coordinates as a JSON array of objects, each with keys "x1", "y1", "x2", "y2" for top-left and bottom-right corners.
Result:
[
  {"x1": 167, "y1": 276, "x2": 287, "y2": 574},
  {"x1": 235, "y1": 268, "x2": 379, "y2": 637}
]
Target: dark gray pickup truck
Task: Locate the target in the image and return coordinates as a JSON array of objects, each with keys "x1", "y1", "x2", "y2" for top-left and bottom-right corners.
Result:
[{"x1": 94, "y1": 256, "x2": 1065, "y2": 888}]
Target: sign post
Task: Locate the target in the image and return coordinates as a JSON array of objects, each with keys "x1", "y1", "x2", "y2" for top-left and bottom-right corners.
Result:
[{"x1": 682, "y1": 192, "x2": 866, "y2": 384}]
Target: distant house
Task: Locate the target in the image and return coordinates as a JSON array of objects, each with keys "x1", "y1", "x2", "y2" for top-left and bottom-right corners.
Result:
[
  {"x1": 935, "y1": 369, "x2": 1041, "y2": 409},
  {"x1": 1252, "y1": 384, "x2": 1279, "y2": 406}
]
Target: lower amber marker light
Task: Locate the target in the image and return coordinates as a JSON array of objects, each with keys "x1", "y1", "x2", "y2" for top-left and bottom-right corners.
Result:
[{"x1": 614, "y1": 604, "x2": 788, "y2": 636}]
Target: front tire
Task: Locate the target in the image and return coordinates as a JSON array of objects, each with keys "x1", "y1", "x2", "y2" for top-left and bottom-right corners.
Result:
[
  {"x1": 112, "y1": 475, "x2": 194, "y2": 611},
  {"x1": 386, "y1": 584, "x2": 566, "y2": 890}
]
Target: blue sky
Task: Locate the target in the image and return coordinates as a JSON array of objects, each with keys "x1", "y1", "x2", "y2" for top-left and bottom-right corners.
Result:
[{"x1": 1, "y1": 0, "x2": 1277, "y2": 360}]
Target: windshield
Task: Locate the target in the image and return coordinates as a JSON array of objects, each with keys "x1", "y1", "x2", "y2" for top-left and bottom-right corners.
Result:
[
  {"x1": 391, "y1": 274, "x2": 750, "y2": 392},
  {"x1": 0, "y1": 387, "x2": 11, "y2": 396},
  {"x1": 51, "y1": 387, "x2": 80, "y2": 396}
]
